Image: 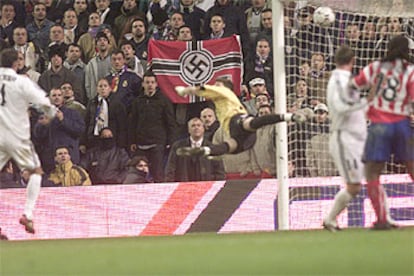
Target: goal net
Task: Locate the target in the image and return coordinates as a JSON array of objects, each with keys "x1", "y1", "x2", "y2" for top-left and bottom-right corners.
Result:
[{"x1": 281, "y1": 0, "x2": 414, "y2": 229}]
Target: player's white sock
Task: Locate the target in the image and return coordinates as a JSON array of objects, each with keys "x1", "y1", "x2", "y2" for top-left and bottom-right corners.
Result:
[
  {"x1": 325, "y1": 189, "x2": 353, "y2": 224},
  {"x1": 24, "y1": 174, "x2": 42, "y2": 220}
]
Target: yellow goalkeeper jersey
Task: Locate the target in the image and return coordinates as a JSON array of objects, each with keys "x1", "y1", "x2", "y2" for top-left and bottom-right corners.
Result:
[{"x1": 197, "y1": 84, "x2": 247, "y2": 134}]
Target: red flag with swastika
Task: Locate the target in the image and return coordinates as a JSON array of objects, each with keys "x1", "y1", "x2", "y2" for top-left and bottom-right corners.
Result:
[{"x1": 148, "y1": 35, "x2": 243, "y2": 104}]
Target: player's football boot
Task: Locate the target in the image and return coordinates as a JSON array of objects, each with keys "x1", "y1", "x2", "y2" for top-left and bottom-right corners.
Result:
[
  {"x1": 322, "y1": 220, "x2": 341, "y2": 232},
  {"x1": 371, "y1": 221, "x2": 399, "y2": 230},
  {"x1": 176, "y1": 147, "x2": 207, "y2": 157},
  {"x1": 0, "y1": 228, "x2": 8, "y2": 240},
  {"x1": 19, "y1": 214, "x2": 35, "y2": 234}
]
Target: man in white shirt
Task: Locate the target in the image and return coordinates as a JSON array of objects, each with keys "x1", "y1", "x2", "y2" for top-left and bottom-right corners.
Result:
[{"x1": 0, "y1": 48, "x2": 56, "y2": 234}]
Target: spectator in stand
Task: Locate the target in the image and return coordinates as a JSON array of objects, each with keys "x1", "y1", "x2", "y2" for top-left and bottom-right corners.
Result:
[
  {"x1": 305, "y1": 103, "x2": 337, "y2": 177},
  {"x1": 16, "y1": 51, "x2": 40, "y2": 82},
  {"x1": 174, "y1": 0, "x2": 206, "y2": 40},
  {"x1": 167, "y1": 11, "x2": 186, "y2": 41},
  {"x1": 61, "y1": 82, "x2": 86, "y2": 119},
  {"x1": 128, "y1": 71, "x2": 177, "y2": 182},
  {"x1": 256, "y1": 8, "x2": 272, "y2": 46},
  {"x1": 165, "y1": 117, "x2": 225, "y2": 182},
  {"x1": 44, "y1": 0, "x2": 73, "y2": 24},
  {"x1": 26, "y1": 3, "x2": 54, "y2": 54},
  {"x1": 82, "y1": 78, "x2": 128, "y2": 152},
  {"x1": 244, "y1": 37, "x2": 273, "y2": 98},
  {"x1": 200, "y1": 107, "x2": 220, "y2": 142},
  {"x1": 0, "y1": 1, "x2": 18, "y2": 45},
  {"x1": 177, "y1": 25, "x2": 193, "y2": 41},
  {"x1": 114, "y1": 0, "x2": 145, "y2": 41},
  {"x1": 308, "y1": 51, "x2": 330, "y2": 104},
  {"x1": 12, "y1": 26, "x2": 45, "y2": 74},
  {"x1": 73, "y1": 0, "x2": 90, "y2": 32},
  {"x1": 123, "y1": 155, "x2": 153, "y2": 184},
  {"x1": 38, "y1": 44, "x2": 82, "y2": 101},
  {"x1": 94, "y1": 0, "x2": 120, "y2": 27},
  {"x1": 252, "y1": 104, "x2": 277, "y2": 176},
  {"x1": 77, "y1": 12, "x2": 101, "y2": 63},
  {"x1": 151, "y1": 8, "x2": 171, "y2": 40},
  {"x1": 242, "y1": 77, "x2": 270, "y2": 116},
  {"x1": 204, "y1": 13, "x2": 227, "y2": 39},
  {"x1": 62, "y1": 9, "x2": 85, "y2": 45},
  {"x1": 81, "y1": 127, "x2": 129, "y2": 184},
  {"x1": 0, "y1": 161, "x2": 20, "y2": 189},
  {"x1": 288, "y1": 79, "x2": 316, "y2": 113},
  {"x1": 204, "y1": 0, "x2": 250, "y2": 55},
  {"x1": 44, "y1": 24, "x2": 69, "y2": 65},
  {"x1": 292, "y1": 6, "x2": 332, "y2": 65},
  {"x1": 84, "y1": 31, "x2": 112, "y2": 101},
  {"x1": 63, "y1": 43, "x2": 87, "y2": 104},
  {"x1": 125, "y1": 17, "x2": 149, "y2": 70},
  {"x1": 33, "y1": 87, "x2": 85, "y2": 174},
  {"x1": 105, "y1": 49, "x2": 142, "y2": 111},
  {"x1": 120, "y1": 40, "x2": 145, "y2": 79},
  {"x1": 48, "y1": 146, "x2": 91, "y2": 186},
  {"x1": 244, "y1": 0, "x2": 269, "y2": 45}
]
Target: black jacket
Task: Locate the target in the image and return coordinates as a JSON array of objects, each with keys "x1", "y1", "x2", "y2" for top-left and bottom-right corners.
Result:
[
  {"x1": 128, "y1": 90, "x2": 177, "y2": 146},
  {"x1": 165, "y1": 138, "x2": 225, "y2": 182}
]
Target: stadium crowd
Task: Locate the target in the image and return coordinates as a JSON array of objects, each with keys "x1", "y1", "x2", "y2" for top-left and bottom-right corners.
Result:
[{"x1": 0, "y1": 0, "x2": 413, "y2": 187}]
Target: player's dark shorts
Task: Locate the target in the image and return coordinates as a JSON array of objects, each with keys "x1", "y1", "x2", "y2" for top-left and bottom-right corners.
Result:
[
  {"x1": 363, "y1": 118, "x2": 414, "y2": 162},
  {"x1": 229, "y1": 114, "x2": 257, "y2": 154}
]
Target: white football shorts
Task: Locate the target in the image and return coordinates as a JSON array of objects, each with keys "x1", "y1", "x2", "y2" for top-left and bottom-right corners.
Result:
[
  {"x1": 0, "y1": 131, "x2": 41, "y2": 171},
  {"x1": 329, "y1": 130, "x2": 366, "y2": 184}
]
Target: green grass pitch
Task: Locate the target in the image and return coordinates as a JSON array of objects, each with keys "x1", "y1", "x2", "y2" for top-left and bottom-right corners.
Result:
[{"x1": 1, "y1": 227, "x2": 413, "y2": 275}]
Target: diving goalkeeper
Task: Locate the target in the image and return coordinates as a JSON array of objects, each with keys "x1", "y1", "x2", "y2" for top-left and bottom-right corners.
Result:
[{"x1": 175, "y1": 77, "x2": 312, "y2": 157}]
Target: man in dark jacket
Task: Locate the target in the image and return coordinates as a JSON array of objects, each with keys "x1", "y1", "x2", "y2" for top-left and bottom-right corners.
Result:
[
  {"x1": 81, "y1": 128, "x2": 129, "y2": 184},
  {"x1": 165, "y1": 117, "x2": 225, "y2": 182},
  {"x1": 33, "y1": 87, "x2": 85, "y2": 174},
  {"x1": 128, "y1": 72, "x2": 177, "y2": 182}
]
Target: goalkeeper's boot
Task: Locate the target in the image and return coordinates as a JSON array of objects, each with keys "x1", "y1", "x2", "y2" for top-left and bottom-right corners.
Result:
[
  {"x1": 322, "y1": 220, "x2": 341, "y2": 232},
  {"x1": 0, "y1": 228, "x2": 8, "y2": 240},
  {"x1": 19, "y1": 214, "x2": 35, "y2": 234},
  {"x1": 176, "y1": 146, "x2": 210, "y2": 157}
]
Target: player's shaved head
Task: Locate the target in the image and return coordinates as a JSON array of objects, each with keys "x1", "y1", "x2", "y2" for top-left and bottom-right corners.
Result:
[
  {"x1": 335, "y1": 45, "x2": 354, "y2": 66},
  {"x1": 0, "y1": 48, "x2": 18, "y2": 68}
]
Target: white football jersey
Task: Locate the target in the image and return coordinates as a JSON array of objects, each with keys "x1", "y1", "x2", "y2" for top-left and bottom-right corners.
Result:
[
  {"x1": 0, "y1": 67, "x2": 53, "y2": 140},
  {"x1": 327, "y1": 68, "x2": 368, "y2": 139}
]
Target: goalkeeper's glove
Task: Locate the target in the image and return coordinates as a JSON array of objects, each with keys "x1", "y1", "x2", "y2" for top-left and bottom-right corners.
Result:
[{"x1": 175, "y1": 86, "x2": 197, "y2": 97}]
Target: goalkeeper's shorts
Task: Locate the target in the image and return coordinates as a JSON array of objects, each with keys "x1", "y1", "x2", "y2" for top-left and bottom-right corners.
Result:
[{"x1": 229, "y1": 114, "x2": 257, "y2": 154}]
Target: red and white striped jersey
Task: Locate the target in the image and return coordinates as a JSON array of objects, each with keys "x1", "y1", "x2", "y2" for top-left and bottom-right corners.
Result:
[{"x1": 353, "y1": 59, "x2": 414, "y2": 123}]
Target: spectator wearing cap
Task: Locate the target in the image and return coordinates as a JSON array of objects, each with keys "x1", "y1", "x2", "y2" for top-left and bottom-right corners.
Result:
[
  {"x1": 305, "y1": 102, "x2": 337, "y2": 177},
  {"x1": 38, "y1": 44, "x2": 81, "y2": 100},
  {"x1": 84, "y1": 31, "x2": 112, "y2": 101},
  {"x1": 242, "y1": 77, "x2": 270, "y2": 116}
]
